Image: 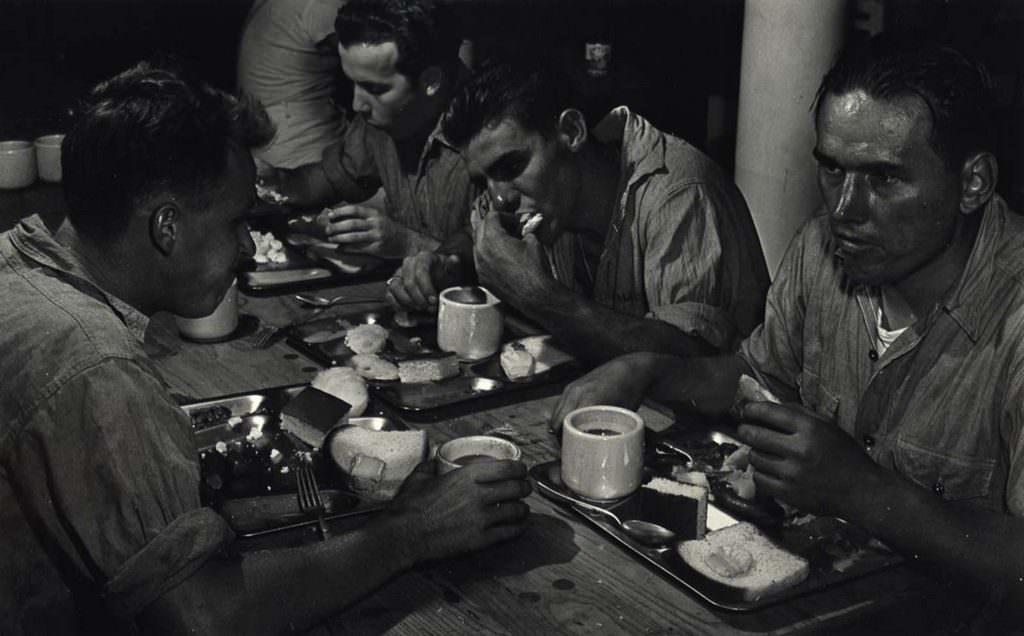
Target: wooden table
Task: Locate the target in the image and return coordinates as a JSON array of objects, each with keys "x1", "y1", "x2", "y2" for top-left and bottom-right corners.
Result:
[{"x1": 145, "y1": 278, "x2": 961, "y2": 636}]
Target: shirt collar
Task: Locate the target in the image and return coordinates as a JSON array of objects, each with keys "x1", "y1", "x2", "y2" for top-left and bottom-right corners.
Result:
[
  {"x1": 938, "y1": 195, "x2": 1012, "y2": 341},
  {"x1": 591, "y1": 105, "x2": 667, "y2": 190},
  {"x1": 11, "y1": 215, "x2": 150, "y2": 342}
]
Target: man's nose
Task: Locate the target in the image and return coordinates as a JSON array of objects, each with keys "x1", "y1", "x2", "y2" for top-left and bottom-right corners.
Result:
[
  {"x1": 830, "y1": 174, "x2": 867, "y2": 222},
  {"x1": 352, "y1": 88, "x2": 371, "y2": 114},
  {"x1": 489, "y1": 184, "x2": 520, "y2": 213}
]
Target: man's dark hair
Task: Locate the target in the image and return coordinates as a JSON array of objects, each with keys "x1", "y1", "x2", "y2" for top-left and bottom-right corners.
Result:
[
  {"x1": 815, "y1": 31, "x2": 997, "y2": 171},
  {"x1": 63, "y1": 62, "x2": 274, "y2": 243},
  {"x1": 335, "y1": 0, "x2": 461, "y2": 79},
  {"x1": 442, "y1": 62, "x2": 575, "y2": 149}
]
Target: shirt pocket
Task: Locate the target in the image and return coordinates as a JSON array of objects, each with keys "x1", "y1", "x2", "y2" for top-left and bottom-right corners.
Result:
[
  {"x1": 895, "y1": 438, "x2": 995, "y2": 505},
  {"x1": 797, "y1": 370, "x2": 840, "y2": 420}
]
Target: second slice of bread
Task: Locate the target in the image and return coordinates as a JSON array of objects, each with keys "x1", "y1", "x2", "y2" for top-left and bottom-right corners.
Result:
[{"x1": 677, "y1": 521, "x2": 809, "y2": 601}]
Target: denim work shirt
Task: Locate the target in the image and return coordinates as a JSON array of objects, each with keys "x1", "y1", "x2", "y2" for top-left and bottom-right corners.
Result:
[
  {"x1": 0, "y1": 216, "x2": 233, "y2": 634},
  {"x1": 740, "y1": 195, "x2": 1024, "y2": 514},
  {"x1": 321, "y1": 111, "x2": 478, "y2": 243},
  {"x1": 545, "y1": 107, "x2": 770, "y2": 351}
]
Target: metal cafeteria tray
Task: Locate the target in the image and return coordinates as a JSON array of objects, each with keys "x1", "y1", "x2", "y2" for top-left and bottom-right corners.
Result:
[
  {"x1": 238, "y1": 215, "x2": 390, "y2": 296},
  {"x1": 285, "y1": 306, "x2": 581, "y2": 412},
  {"x1": 181, "y1": 383, "x2": 400, "y2": 536},
  {"x1": 530, "y1": 431, "x2": 902, "y2": 611}
]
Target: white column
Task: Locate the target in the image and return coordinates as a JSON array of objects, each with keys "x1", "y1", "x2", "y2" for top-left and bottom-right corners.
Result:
[{"x1": 734, "y1": 0, "x2": 848, "y2": 276}]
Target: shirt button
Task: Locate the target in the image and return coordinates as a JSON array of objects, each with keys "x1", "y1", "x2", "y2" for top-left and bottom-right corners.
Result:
[
  {"x1": 868, "y1": 349, "x2": 879, "y2": 361},
  {"x1": 862, "y1": 435, "x2": 875, "y2": 448},
  {"x1": 933, "y1": 481, "x2": 945, "y2": 495}
]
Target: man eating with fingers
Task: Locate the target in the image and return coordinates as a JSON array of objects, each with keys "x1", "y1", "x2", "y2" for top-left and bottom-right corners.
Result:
[
  {"x1": 388, "y1": 62, "x2": 770, "y2": 363},
  {"x1": 551, "y1": 32, "x2": 1024, "y2": 628},
  {"x1": 261, "y1": 0, "x2": 477, "y2": 259}
]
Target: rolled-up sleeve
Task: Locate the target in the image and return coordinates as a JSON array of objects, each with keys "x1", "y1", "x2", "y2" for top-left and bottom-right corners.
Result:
[
  {"x1": 8, "y1": 358, "x2": 233, "y2": 620},
  {"x1": 321, "y1": 116, "x2": 383, "y2": 202},
  {"x1": 642, "y1": 184, "x2": 736, "y2": 350}
]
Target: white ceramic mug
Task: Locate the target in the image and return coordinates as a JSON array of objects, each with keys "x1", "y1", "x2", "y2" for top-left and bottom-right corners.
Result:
[
  {"x1": 561, "y1": 405, "x2": 644, "y2": 501},
  {"x1": 437, "y1": 435, "x2": 522, "y2": 475},
  {"x1": 34, "y1": 134, "x2": 65, "y2": 183},
  {"x1": 175, "y1": 279, "x2": 239, "y2": 342},
  {"x1": 0, "y1": 140, "x2": 37, "y2": 189},
  {"x1": 436, "y1": 286, "x2": 503, "y2": 361}
]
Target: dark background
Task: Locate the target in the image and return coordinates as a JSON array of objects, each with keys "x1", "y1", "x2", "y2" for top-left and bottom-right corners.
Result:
[{"x1": 1, "y1": 0, "x2": 1024, "y2": 229}]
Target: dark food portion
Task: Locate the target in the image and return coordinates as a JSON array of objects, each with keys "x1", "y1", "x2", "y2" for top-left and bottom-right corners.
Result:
[{"x1": 279, "y1": 386, "x2": 351, "y2": 448}]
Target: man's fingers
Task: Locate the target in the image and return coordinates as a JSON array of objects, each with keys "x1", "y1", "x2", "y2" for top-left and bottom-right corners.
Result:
[
  {"x1": 736, "y1": 422, "x2": 793, "y2": 457},
  {"x1": 460, "y1": 459, "x2": 527, "y2": 484},
  {"x1": 747, "y1": 448, "x2": 794, "y2": 480},
  {"x1": 741, "y1": 402, "x2": 801, "y2": 433},
  {"x1": 477, "y1": 476, "x2": 532, "y2": 505},
  {"x1": 484, "y1": 501, "x2": 531, "y2": 528}
]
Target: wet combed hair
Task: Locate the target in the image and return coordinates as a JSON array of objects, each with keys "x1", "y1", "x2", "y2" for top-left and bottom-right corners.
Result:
[
  {"x1": 334, "y1": 0, "x2": 461, "y2": 79},
  {"x1": 815, "y1": 31, "x2": 997, "y2": 171},
  {"x1": 63, "y1": 62, "x2": 275, "y2": 243},
  {"x1": 442, "y1": 62, "x2": 575, "y2": 149}
]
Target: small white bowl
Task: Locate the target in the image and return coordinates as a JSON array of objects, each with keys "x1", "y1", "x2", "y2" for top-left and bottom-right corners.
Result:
[
  {"x1": 0, "y1": 140, "x2": 37, "y2": 190},
  {"x1": 34, "y1": 134, "x2": 65, "y2": 183}
]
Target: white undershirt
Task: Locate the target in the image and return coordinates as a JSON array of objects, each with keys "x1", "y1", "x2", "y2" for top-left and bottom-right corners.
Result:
[{"x1": 875, "y1": 304, "x2": 909, "y2": 355}]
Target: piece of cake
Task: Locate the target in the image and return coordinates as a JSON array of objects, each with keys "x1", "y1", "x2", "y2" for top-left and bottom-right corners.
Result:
[
  {"x1": 279, "y1": 386, "x2": 351, "y2": 449},
  {"x1": 677, "y1": 521, "x2": 810, "y2": 601},
  {"x1": 644, "y1": 476, "x2": 709, "y2": 539},
  {"x1": 500, "y1": 342, "x2": 536, "y2": 382},
  {"x1": 311, "y1": 367, "x2": 369, "y2": 417},
  {"x1": 397, "y1": 354, "x2": 460, "y2": 383},
  {"x1": 329, "y1": 426, "x2": 428, "y2": 500},
  {"x1": 348, "y1": 353, "x2": 400, "y2": 381}
]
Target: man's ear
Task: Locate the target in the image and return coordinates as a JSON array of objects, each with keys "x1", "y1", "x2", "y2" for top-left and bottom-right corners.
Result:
[
  {"x1": 150, "y1": 202, "x2": 180, "y2": 256},
  {"x1": 556, "y1": 109, "x2": 588, "y2": 152},
  {"x1": 419, "y1": 66, "x2": 443, "y2": 97},
  {"x1": 960, "y1": 151, "x2": 998, "y2": 215}
]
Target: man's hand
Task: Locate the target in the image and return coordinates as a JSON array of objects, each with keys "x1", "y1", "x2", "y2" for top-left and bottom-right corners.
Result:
[
  {"x1": 385, "y1": 251, "x2": 463, "y2": 310},
  {"x1": 318, "y1": 205, "x2": 404, "y2": 257},
  {"x1": 736, "y1": 402, "x2": 885, "y2": 517},
  {"x1": 549, "y1": 352, "x2": 662, "y2": 436},
  {"x1": 387, "y1": 459, "x2": 532, "y2": 564},
  {"x1": 473, "y1": 209, "x2": 549, "y2": 305}
]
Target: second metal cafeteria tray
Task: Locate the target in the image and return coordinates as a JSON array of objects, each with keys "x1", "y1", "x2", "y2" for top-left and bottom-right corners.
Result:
[
  {"x1": 531, "y1": 427, "x2": 903, "y2": 612},
  {"x1": 181, "y1": 383, "x2": 400, "y2": 536},
  {"x1": 284, "y1": 306, "x2": 580, "y2": 411}
]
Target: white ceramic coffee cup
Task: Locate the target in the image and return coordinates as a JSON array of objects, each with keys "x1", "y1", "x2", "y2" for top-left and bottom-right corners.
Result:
[
  {"x1": 0, "y1": 140, "x2": 37, "y2": 189},
  {"x1": 561, "y1": 405, "x2": 645, "y2": 501},
  {"x1": 34, "y1": 134, "x2": 65, "y2": 183},
  {"x1": 437, "y1": 435, "x2": 522, "y2": 475},
  {"x1": 175, "y1": 279, "x2": 239, "y2": 342},
  {"x1": 436, "y1": 286, "x2": 503, "y2": 361}
]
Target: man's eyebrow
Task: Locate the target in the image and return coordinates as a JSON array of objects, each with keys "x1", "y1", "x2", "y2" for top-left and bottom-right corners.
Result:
[
  {"x1": 485, "y1": 149, "x2": 524, "y2": 177},
  {"x1": 812, "y1": 148, "x2": 904, "y2": 173}
]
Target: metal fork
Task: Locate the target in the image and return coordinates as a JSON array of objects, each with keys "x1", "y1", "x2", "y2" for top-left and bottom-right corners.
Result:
[{"x1": 296, "y1": 461, "x2": 329, "y2": 540}]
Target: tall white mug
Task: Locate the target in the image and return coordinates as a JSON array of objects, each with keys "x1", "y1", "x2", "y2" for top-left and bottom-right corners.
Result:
[
  {"x1": 436, "y1": 286, "x2": 503, "y2": 361},
  {"x1": 175, "y1": 279, "x2": 239, "y2": 342},
  {"x1": 561, "y1": 405, "x2": 644, "y2": 501}
]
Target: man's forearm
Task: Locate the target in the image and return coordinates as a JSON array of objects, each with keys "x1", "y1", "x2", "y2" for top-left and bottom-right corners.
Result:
[
  {"x1": 393, "y1": 225, "x2": 441, "y2": 258},
  {"x1": 847, "y1": 468, "x2": 1024, "y2": 610},
  {"x1": 142, "y1": 517, "x2": 413, "y2": 635},
  {"x1": 515, "y1": 284, "x2": 718, "y2": 363}
]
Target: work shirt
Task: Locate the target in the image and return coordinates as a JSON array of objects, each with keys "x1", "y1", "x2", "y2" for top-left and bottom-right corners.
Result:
[
  {"x1": 0, "y1": 216, "x2": 233, "y2": 634},
  {"x1": 546, "y1": 107, "x2": 770, "y2": 351},
  {"x1": 740, "y1": 195, "x2": 1024, "y2": 514},
  {"x1": 238, "y1": 0, "x2": 349, "y2": 168},
  {"x1": 321, "y1": 113, "x2": 477, "y2": 244}
]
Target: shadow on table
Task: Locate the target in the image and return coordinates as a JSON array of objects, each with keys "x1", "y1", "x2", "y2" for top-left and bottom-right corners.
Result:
[{"x1": 325, "y1": 513, "x2": 579, "y2": 634}]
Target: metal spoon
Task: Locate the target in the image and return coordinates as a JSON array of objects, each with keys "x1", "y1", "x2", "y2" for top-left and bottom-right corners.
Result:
[
  {"x1": 294, "y1": 293, "x2": 381, "y2": 307},
  {"x1": 535, "y1": 478, "x2": 676, "y2": 547}
]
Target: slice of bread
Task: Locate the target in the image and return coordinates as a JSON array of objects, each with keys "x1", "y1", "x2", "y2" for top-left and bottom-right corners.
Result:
[
  {"x1": 329, "y1": 427, "x2": 428, "y2": 501},
  {"x1": 397, "y1": 354, "x2": 460, "y2": 383},
  {"x1": 677, "y1": 521, "x2": 809, "y2": 601},
  {"x1": 311, "y1": 367, "x2": 369, "y2": 417}
]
